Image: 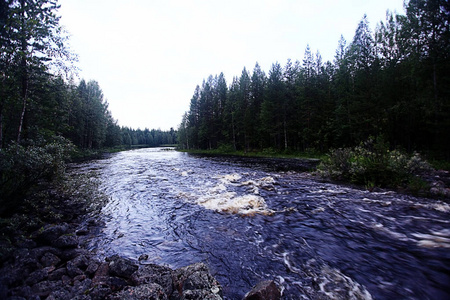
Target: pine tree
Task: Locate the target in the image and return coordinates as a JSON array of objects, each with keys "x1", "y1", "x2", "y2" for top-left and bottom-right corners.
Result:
[{"x1": 0, "y1": 0, "x2": 75, "y2": 143}]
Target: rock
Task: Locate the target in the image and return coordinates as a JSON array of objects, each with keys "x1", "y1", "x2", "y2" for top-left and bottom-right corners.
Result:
[
  {"x1": 109, "y1": 283, "x2": 168, "y2": 300},
  {"x1": 75, "y1": 227, "x2": 89, "y2": 236},
  {"x1": 40, "y1": 252, "x2": 61, "y2": 267},
  {"x1": 183, "y1": 289, "x2": 223, "y2": 299},
  {"x1": 85, "y1": 259, "x2": 100, "y2": 276},
  {"x1": 69, "y1": 254, "x2": 89, "y2": 270},
  {"x1": 35, "y1": 224, "x2": 69, "y2": 244},
  {"x1": 91, "y1": 262, "x2": 110, "y2": 286},
  {"x1": 48, "y1": 267, "x2": 67, "y2": 281},
  {"x1": 46, "y1": 287, "x2": 72, "y2": 300},
  {"x1": 87, "y1": 285, "x2": 112, "y2": 300},
  {"x1": 107, "y1": 255, "x2": 138, "y2": 279},
  {"x1": 71, "y1": 277, "x2": 92, "y2": 296},
  {"x1": 66, "y1": 260, "x2": 84, "y2": 278},
  {"x1": 8, "y1": 285, "x2": 34, "y2": 299},
  {"x1": 243, "y1": 280, "x2": 281, "y2": 300},
  {"x1": 109, "y1": 276, "x2": 129, "y2": 291},
  {"x1": 61, "y1": 274, "x2": 71, "y2": 285},
  {"x1": 30, "y1": 246, "x2": 61, "y2": 260},
  {"x1": 31, "y1": 280, "x2": 58, "y2": 297},
  {"x1": 25, "y1": 269, "x2": 48, "y2": 286},
  {"x1": 131, "y1": 263, "x2": 173, "y2": 295},
  {"x1": 138, "y1": 253, "x2": 149, "y2": 261},
  {"x1": 59, "y1": 248, "x2": 89, "y2": 261},
  {"x1": 52, "y1": 234, "x2": 78, "y2": 249},
  {"x1": 173, "y1": 262, "x2": 222, "y2": 299}
]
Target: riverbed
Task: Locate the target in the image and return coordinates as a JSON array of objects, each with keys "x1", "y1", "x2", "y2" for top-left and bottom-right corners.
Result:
[{"x1": 73, "y1": 148, "x2": 450, "y2": 299}]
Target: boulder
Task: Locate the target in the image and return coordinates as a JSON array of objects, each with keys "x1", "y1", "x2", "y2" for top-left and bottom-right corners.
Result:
[
  {"x1": 109, "y1": 282, "x2": 168, "y2": 300},
  {"x1": 25, "y1": 269, "x2": 48, "y2": 286},
  {"x1": 69, "y1": 254, "x2": 89, "y2": 270},
  {"x1": 173, "y1": 262, "x2": 222, "y2": 300},
  {"x1": 131, "y1": 263, "x2": 174, "y2": 295},
  {"x1": 35, "y1": 224, "x2": 70, "y2": 244},
  {"x1": 40, "y1": 252, "x2": 61, "y2": 267},
  {"x1": 107, "y1": 255, "x2": 139, "y2": 279},
  {"x1": 243, "y1": 280, "x2": 281, "y2": 300},
  {"x1": 52, "y1": 234, "x2": 78, "y2": 249}
]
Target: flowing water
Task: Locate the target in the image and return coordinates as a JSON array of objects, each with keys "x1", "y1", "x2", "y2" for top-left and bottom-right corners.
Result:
[{"x1": 73, "y1": 148, "x2": 450, "y2": 299}]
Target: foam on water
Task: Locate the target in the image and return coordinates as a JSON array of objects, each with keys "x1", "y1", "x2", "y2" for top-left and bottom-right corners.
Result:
[
  {"x1": 316, "y1": 265, "x2": 373, "y2": 300},
  {"x1": 198, "y1": 193, "x2": 272, "y2": 215},
  {"x1": 412, "y1": 229, "x2": 450, "y2": 248},
  {"x1": 187, "y1": 173, "x2": 277, "y2": 215}
]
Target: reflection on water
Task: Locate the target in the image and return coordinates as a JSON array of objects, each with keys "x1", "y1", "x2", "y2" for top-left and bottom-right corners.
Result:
[{"x1": 73, "y1": 148, "x2": 450, "y2": 299}]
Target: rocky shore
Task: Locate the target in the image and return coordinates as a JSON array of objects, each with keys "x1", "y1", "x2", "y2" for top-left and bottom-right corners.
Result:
[
  {"x1": 0, "y1": 217, "x2": 224, "y2": 299},
  {"x1": 0, "y1": 186, "x2": 281, "y2": 300}
]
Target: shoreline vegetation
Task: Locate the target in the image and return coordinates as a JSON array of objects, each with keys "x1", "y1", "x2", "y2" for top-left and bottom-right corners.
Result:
[{"x1": 179, "y1": 143, "x2": 450, "y2": 199}]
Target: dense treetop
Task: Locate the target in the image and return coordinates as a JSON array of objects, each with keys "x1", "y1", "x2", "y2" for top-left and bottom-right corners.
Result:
[{"x1": 178, "y1": 0, "x2": 450, "y2": 159}]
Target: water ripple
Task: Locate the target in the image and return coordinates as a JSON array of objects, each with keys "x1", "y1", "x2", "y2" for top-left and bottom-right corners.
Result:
[{"x1": 76, "y1": 148, "x2": 450, "y2": 299}]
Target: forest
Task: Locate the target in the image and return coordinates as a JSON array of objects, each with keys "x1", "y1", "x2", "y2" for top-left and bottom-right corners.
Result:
[
  {"x1": 0, "y1": 0, "x2": 176, "y2": 212},
  {"x1": 0, "y1": 1, "x2": 176, "y2": 151},
  {"x1": 177, "y1": 0, "x2": 450, "y2": 160}
]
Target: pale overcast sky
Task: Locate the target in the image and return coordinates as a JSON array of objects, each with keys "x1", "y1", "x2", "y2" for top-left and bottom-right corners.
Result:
[{"x1": 58, "y1": 0, "x2": 405, "y2": 131}]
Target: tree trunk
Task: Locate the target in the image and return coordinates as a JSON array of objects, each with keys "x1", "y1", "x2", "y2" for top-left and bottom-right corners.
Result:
[
  {"x1": 0, "y1": 105, "x2": 3, "y2": 148},
  {"x1": 17, "y1": 0, "x2": 27, "y2": 143}
]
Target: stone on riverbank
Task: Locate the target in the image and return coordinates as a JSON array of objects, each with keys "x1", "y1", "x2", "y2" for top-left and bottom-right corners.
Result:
[
  {"x1": 243, "y1": 280, "x2": 281, "y2": 300},
  {"x1": 0, "y1": 221, "x2": 225, "y2": 300}
]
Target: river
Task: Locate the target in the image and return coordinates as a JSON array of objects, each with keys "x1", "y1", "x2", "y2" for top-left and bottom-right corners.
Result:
[{"x1": 73, "y1": 148, "x2": 450, "y2": 299}]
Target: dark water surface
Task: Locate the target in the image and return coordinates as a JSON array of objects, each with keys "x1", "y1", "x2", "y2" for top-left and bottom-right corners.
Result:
[{"x1": 74, "y1": 148, "x2": 450, "y2": 299}]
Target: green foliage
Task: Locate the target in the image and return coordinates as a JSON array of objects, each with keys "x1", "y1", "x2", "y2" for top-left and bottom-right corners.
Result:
[
  {"x1": 0, "y1": 137, "x2": 74, "y2": 215},
  {"x1": 317, "y1": 137, "x2": 433, "y2": 188}
]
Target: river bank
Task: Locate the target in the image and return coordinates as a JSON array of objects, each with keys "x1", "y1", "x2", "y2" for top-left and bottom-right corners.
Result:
[
  {"x1": 0, "y1": 188, "x2": 227, "y2": 300},
  {"x1": 2, "y1": 148, "x2": 449, "y2": 299},
  {"x1": 183, "y1": 148, "x2": 450, "y2": 200},
  {"x1": 0, "y1": 171, "x2": 279, "y2": 299}
]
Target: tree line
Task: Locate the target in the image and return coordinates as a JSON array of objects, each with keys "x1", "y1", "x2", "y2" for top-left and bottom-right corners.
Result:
[
  {"x1": 178, "y1": 0, "x2": 449, "y2": 159},
  {"x1": 0, "y1": 0, "x2": 176, "y2": 150}
]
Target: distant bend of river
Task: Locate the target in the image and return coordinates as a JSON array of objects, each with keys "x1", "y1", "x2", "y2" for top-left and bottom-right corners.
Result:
[{"x1": 72, "y1": 148, "x2": 450, "y2": 299}]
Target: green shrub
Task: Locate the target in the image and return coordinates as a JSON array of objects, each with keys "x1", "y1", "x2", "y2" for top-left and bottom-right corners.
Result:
[
  {"x1": 0, "y1": 137, "x2": 75, "y2": 215},
  {"x1": 317, "y1": 136, "x2": 432, "y2": 188}
]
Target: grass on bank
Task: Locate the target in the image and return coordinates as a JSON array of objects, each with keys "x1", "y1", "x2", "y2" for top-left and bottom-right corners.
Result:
[
  {"x1": 177, "y1": 147, "x2": 326, "y2": 161},
  {"x1": 177, "y1": 139, "x2": 449, "y2": 197}
]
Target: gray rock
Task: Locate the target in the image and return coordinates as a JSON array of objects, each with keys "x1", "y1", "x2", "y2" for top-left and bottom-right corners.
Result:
[
  {"x1": 35, "y1": 224, "x2": 69, "y2": 244},
  {"x1": 41, "y1": 252, "x2": 61, "y2": 267},
  {"x1": 85, "y1": 259, "x2": 100, "y2": 276},
  {"x1": 59, "y1": 248, "x2": 89, "y2": 261},
  {"x1": 31, "y1": 280, "x2": 59, "y2": 297},
  {"x1": 131, "y1": 263, "x2": 173, "y2": 295},
  {"x1": 109, "y1": 283, "x2": 168, "y2": 300},
  {"x1": 52, "y1": 234, "x2": 78, "y2": 249},
  {"x1": 25, "y1": 269, "x2": 48, "y2": 286},
  {"x1": 243, "y1": 280, "x2": 281, "y2": 300},
  {"x1": 183, "y1": 289, "x2": 222, "y2": 300},
  {"x1": 138, "y1": 253, "x2": 149, "y2": 261},
  {"x1": 48, "y1": 267, "x2": 67, "y2": 281},
  {"x1": 69, "y1": 254, "x2": 89, "y2": 270},
  {"x1": 75, "y1": 227, "x2": 89, "y2": 236},
  {"x1": 91, "y1": 262, "x2": 110, "y2": 287},
  {"x1": 66, "y1": 260, "x2": 84, "y2": 278},
  {"x1": 108, "y1": 255, "x2": 138, "y2": 279},
  {"x1": 173, "y1": 262, "x2": 222, "y2": 300}
]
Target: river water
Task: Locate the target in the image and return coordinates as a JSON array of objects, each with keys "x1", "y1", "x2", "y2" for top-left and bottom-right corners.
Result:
[{"x1": 74, "y1": 148, "x2": 450, "y2": 299}]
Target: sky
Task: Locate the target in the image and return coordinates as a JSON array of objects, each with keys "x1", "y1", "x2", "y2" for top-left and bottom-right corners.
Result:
[{"x1": 58, "y1": 0, "x2": 405, "y2": 131}]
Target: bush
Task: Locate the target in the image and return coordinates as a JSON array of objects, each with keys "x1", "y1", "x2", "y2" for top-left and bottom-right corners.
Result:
[
  {"x1": 317, "y1": 136, "x2": 432, "y2": 188},
  {"x1": 0, "y1": 137, "x2": 75, "y2": 215}
]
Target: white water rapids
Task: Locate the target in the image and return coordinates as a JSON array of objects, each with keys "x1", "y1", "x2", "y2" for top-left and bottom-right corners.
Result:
[{"x1": 72, "y1": 148, "x2": 450, "y2": 299}]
